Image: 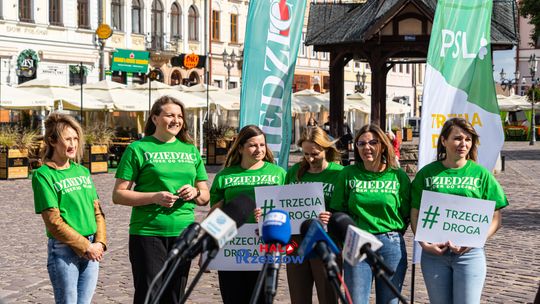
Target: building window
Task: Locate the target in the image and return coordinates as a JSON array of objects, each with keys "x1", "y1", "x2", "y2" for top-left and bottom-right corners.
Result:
[
  {"x1": 77, "y1": 0, "x2": 89, "y2": 28},
  {"x1": 19, "y1": 0, "x2": 33, "y2": 22},
  {"x1": 69, "y1": 65, "x2": 87, "y2": 86},
  {"x1": 132, "y1": 0, "x2": 143, "y2": 34},
  {"x1": 171, "y1": 3, "x2": 181, "y2": 39},
  {"x1": 299, "y1": 33, "x2": 306, "y2": 57},
  {"x1": 151, "y1": 0, "x2": 164, "y2": 50},
  {"x1": 229, "y1": 81, "x2": 237, "y2": 89},
  {"x1": 213, "y1": 79, "x2": 222, "y2": 88},
  {"x1": 111, "y1": 0, "x2": 123, "y2": 31},
  {"x1": 211, "y1": 10, "x2": 220, "y2": 41},
  {"x1": 49, "y1": 0, "x2": 62, "y2": 25},
  {"x1": 188, "y1": 6, "x2": 199, "y2": 41},
  {"x1": 354, "y1": 61, "x2": 361, "y2": 69},
  {"x1": 406, "y1": 64, "x2": 410, "y2": 74},
  {"x1": 230, "y1": 14, "x2": 238, "y2": 43},
  {"x1": 321, "y1": 51, "x2": 327, "y2": 60},
  {"x1": 311, "y1": 47, "x2": 317, "y2": 59}
]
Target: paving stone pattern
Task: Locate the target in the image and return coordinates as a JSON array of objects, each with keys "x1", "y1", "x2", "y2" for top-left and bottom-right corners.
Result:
[{"x1": 0, "y1": 142, "x2": 538, "y2": 303}]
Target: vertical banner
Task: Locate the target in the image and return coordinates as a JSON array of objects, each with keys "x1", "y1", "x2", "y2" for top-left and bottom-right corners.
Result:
[
  {"x1": 239, "y1": 0, "x2": 307, "y2": 169},
  {"x1": 415, "y1": 0, "x2": 503, "y2": 263}
]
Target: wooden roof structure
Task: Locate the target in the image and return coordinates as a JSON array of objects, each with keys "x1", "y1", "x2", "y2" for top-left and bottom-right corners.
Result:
[{"x1": 305, "y1": 0, "x2": 518, "y2": 136}]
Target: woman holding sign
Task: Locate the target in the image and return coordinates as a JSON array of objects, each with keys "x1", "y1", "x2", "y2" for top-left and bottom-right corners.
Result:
[
  {"x1": 210, "y1": 125, "x2": 286, "y2": 304},
  {"x1": 286, "y1": 126, "x2": 343, "y2": 304},
  {"x1": 112, "y1": 96, "x2": 210, "y2": 304},
  {"x1": 330, "y1": 124, "x2": 410, "y2": 304},
  {"x1": 410, "y1": 118, "x2": 508, "y2": 304}
]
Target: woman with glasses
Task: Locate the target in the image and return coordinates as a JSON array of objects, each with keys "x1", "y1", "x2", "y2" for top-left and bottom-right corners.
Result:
[
  {"x1": 410, "y1": 118, "x2": 507, "y2": 303},
  {"x1": 112, "y1": 96, "x2": 210, "y2": 304},
  {"x1": 330, "y1": 124, "x2": 410, "y2": 304},
  {"x1": 286, "y1": 126, "x2": 343, "y2": 304}
]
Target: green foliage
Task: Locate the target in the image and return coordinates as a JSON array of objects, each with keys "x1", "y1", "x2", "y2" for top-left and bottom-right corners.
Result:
[
  {"x1": 519, "y1": 0, "x2": 540, "y2": 47},
  {"x1": 84, "y1": 124, "x2": 115, "y2": 145},
  {"x1": 526, "y1": 86, "x2": 540, "y2": 103},
  {"x1": 0, "y1": 126, "x2": 39, "y2": 150}
]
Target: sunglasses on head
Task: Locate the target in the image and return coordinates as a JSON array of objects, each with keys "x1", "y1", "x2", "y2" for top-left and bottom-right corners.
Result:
[{"x1": 356, "y1": 139, "x2": 380, "y2": 147}]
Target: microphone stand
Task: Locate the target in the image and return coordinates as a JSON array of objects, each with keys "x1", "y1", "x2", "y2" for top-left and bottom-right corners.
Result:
[
  {"x1": 361, "y1": 244, "x2": 409, "y2": 304},
  {"x1": 179, "y1": 243, "x2": 220, "y2": 304},
  {"x1": 249, "y1": 260, "x2": 269, "y2": 304},
  {"x1": 264, "y1": 251, "x2": 281, "y2": 304},
  {"x1": 315, "y1": 243, "x2": 349, "y2": 304}
]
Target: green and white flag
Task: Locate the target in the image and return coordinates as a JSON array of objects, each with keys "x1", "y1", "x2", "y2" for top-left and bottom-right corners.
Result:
[
  {"x1": 239, "y1": 0, "x2": 307, "y2": 168},
  {"x1": 415, "y1": 0, "x2": 503, "y2": 264},
  {"x1": 418, "y1": 0, "x2": 503, "y2": 171}
]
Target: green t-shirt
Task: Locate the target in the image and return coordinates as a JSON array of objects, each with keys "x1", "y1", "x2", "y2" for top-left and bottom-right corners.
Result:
[
  {"x1": 330, "y1": 163, "x2": 411, "y2": 234},
  {"x1": 411, "y1": 160, "x2": 508, "y2": 210},
  {"x1": 115, "y1": 136, "x2": 208, "y2": 236},
  {"x1": 285, "y1": 162, "x2": 344, "y2": 208},
  {"x1": 33, "y1": 162, "x2": 98, "y2": 238},
  {"x1": 210, "y1": 162, "x2": 286, "y2": 223}
]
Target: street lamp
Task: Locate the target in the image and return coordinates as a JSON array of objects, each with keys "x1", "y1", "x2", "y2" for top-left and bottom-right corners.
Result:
[
  {"x1": 529, "y1": 54, "x2": 538, "y2": 145},
  {"x1": 222, "y1": 49, "x2": 237, "y2": 89},
  {"x1": 499, "y1": 68, "x2": 520, "y2": 93},
  {"x1": 355, "y1": 71, "x2": 367, "y2": 93}
]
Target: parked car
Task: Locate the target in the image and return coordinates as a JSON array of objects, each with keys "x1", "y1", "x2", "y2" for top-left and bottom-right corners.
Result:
[{"x1": 407, "y1": 117, "x2": 421, "y2": 136}]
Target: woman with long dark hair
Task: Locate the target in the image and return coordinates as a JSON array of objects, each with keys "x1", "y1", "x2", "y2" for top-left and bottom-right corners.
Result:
[
  {"x1": 411, "y1": 118, "x2": 508, "y2": 303},
  {"x1": 112, "y1": 96, "x2": 209, "y2": 303}
]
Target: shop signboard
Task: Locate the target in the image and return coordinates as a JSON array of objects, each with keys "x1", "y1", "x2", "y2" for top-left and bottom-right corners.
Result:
[{"x1": 111, "y1": 49, "x2": 149, "y2": 73}]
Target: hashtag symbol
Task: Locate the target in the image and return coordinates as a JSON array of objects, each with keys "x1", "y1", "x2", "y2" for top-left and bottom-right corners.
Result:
[
  {"x1": 421, "y1": 205, "x2": 440, "y2": 229},
  {"x1": 261, "y1": 199, "x2": 276, "y2": 218}
]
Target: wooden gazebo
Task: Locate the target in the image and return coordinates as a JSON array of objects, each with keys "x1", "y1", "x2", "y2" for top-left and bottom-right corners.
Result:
[{"x1": 305, "y1": 0, "x2": 518, "y2": 137}]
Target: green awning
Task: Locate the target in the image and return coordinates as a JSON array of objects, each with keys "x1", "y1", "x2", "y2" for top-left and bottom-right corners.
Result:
[{"x1": 111, "y1": 49, "x2": 149, "y2": 73}]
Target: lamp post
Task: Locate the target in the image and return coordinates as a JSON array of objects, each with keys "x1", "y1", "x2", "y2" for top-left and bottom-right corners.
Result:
[
  {"x1": 529, "y1": 54, "x2": 538, "y2": 146},
  {"x1": 355, "y1": 71, "x2": 367, "y2": 93},
  {"x1": 222, "y1": 49, "x2": 237, "y2": 89},
  {"x1": 499, "y1": 68, "x2": 520, "y2": 94}
]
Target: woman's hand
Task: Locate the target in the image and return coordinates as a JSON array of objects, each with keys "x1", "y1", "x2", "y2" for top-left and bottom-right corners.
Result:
[
  {"x1": 154, "y1": 191, "x2": 180, "y2": 208},
  {"x1": 419, "y1": 241, "x2": 448, "y2": 256},
  {"x1": 254, "y1": 208, "x2": 263, "y2": 223},
  {"x1": 176, "y1": 185, "x2": 199, "y2": 202},
  {"x1": 319, "y1": 211, "x2": 332, "y2": 225},
  {"x1": 446, "y1": 241, "x2": 471, "y2": 255},
  {"x1": 86, "y1": 243, "x2": 105, "y2": 261}
]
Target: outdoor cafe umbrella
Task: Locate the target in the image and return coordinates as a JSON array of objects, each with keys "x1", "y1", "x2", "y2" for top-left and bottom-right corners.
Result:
[
  {"x1": 78, "y1": 80, "x2": 149, "y2": 112},
  {"x1": 129, "y1": 81, "x2": 207, "y2": 110},
  {"x1": 0, "y1": 84, "x2": 53, "y2": 109}
]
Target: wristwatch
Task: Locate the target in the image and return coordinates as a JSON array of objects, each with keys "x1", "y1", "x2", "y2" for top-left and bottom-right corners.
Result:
[{"x1": 194, "y1": 188, "x2": 201, "y2": 199}]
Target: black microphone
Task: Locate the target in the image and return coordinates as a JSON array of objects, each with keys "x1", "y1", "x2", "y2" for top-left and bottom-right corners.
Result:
[{"x1": 167, "y1": 222, "x2": 202, "y2": 259}]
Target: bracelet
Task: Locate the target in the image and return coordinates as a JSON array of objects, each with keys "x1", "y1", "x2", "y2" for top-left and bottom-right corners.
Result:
[{"x1": 194, "y1": 188, "x2": 201, "y2": 199}]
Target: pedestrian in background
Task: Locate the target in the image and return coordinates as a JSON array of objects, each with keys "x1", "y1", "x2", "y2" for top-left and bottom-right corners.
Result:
[
  {"x1": 112, "y1": 96, "x2": 209, "y2": 304},
  {"x1": 307, "y1": 116, "x2": 318, "y2": 127},
  {"x1": 386, "y1": 129, "x2": 401, "y2": 166},
  {"x1": 210, "y1": 124, "x2": 286, "y2": 304},
  {"x1": 410, "y1": 118, "x2": 508, "y2": 304},
  {"x1": 32, "y1": 113, "x2": 107, "y2": 304},
  {"x1": 286, "y1": 126, "x2": 343, "y2": 304},
  {"x1": 330, "y1": 124, "x2": 410, "y2": 304}
]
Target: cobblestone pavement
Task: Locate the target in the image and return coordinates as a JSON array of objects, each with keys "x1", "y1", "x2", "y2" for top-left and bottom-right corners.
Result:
[{"x1": 0, "y1": 141, "x2": 538, "y2": 303}]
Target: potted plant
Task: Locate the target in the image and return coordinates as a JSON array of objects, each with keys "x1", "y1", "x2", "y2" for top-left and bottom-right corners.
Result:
[
  {"x1": 0, "y1": 126, "x2": 38, "y2": 179},
  {"x1": 391, "y1": 126, "x2": 402, "y2": 143},
  {"x1": 84, "y1": 124, "x2": 114, "y2": 174},
  {"x1": 402, "y1": 125, "x2": 413, "y2": 141},
  {"x1": 205, "y1": 125, "x2": 236, "y2": 165}
]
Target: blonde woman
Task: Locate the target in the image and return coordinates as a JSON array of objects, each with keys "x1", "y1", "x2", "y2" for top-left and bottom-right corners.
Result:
[
  {"x1": 32, "y1": 113, "x2": 106, "y2": 304},
  {"x1": 287, "y1": 126, "x2": 343, "y2": 304}
]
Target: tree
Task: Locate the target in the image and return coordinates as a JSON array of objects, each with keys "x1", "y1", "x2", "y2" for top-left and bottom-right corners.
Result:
[{"x1": 519, "y1": 0, "x2": 540, "y2": 47}]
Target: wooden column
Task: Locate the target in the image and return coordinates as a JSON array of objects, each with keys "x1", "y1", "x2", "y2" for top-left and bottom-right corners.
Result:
[{"x1": 329, "y1": 52, "x2": 346, "y2": 138}]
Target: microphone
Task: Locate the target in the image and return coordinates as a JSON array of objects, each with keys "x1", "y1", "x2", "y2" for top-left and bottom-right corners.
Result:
[
  {"x1": 261, "y1": 210, "x2": 291, "y2": 304},
  {"x1": 328, "y1": 212, "x2": 386, "y2": 270},
  {"x1": 168, "y1": 222, "x2": 202, "y2": 259}
]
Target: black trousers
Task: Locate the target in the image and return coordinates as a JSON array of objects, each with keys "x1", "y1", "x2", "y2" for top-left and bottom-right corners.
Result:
[
  {"x1": 129, "y1": 235, "x2": 191, "y2": 304},
  {"x1": 218, "y1": 270, "x2": 265, "y2": 304}
]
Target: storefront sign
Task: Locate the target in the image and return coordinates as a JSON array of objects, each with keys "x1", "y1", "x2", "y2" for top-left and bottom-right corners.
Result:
[
  {"x1": 111, "y1": 49, "x2": 149, "y2": 73},
  {"x1": 16, "y1": 49, "x2": 39, "y2": 78},
  {"x1": 171, "y1": 54, "x2": 206, "y2": 69}
]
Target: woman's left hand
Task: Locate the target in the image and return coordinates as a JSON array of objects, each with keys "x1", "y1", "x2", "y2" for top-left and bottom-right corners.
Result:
[
  {"x1": 176, "y1": 185, "x2": 199, "y2": 201},
  {"x1": 86, "y1": 243, "x2": 105, "y2": 261},
  {"x1": 254, "y1": 208, "x2": 263, "y2": 223},
  {"x1": 446, "y1": 241, "x2": 471, "y2": 255}
]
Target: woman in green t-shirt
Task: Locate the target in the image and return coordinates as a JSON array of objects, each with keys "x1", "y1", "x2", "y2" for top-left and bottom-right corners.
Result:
[
  {"x1": 210, "y1": 125, "x2": 286, "y2": 304},
  {"x1": 330, "y1": 124, "x2": 410, "y2": 304},
  {"x1": 32, "y1": 113, "x2": 106, "y2": 304},
  {"x1": 286, "y1": 126, "x2": 343, "y2": 304},
  {"x1": 410, "y1": 118, "x2": 508, "y2": 304},
  {"x1": 112, "y1": 96, "x2": 210, "y2": 304}
]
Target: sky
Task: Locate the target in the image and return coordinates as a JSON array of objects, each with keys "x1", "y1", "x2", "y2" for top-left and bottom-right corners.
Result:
[{"x1": 493, "y1": 48, "x2": 517, "y2": 83}]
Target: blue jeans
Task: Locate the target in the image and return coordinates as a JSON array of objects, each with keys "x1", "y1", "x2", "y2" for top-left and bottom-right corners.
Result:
[
  {"x1": 47, "y1": 235, "x2": 99, "y2": 304},
  {"x1": 343, "y1": 232, "x2": 407, "y2": 304},
  {"x1": 421, "y1": 247, "x2": 486, "y2": 304}
]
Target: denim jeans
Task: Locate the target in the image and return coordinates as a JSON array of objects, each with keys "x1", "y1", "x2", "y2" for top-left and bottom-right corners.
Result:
[
  {"x1": 343, "y1": 232, "x2": 407, "y2": 304},
  {"x1": 47, "y1": 235, "x2": 99, "y2": 304},
  {"x1": 421, "y1": 247, "x2": 486, "y2": 304}
]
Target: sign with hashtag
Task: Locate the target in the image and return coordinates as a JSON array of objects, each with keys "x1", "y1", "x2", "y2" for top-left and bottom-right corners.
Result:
[
  {"x1": 414, "y1": 190, "x2": 495, "y2": 248},
  {"x1": 255, "y1": 183, "x2": 326, "y2": 234}
]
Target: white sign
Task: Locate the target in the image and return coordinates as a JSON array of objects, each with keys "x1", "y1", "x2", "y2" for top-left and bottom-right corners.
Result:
[
  {"x1": 207, "y1": 224, "x2": 264, "y2": 271},
  {"x1": 255, "y1": 183, "x2": 326, "y2": 234},
  {"x1": 414, "y1": 190, "x2": 495, "y2": 248}
]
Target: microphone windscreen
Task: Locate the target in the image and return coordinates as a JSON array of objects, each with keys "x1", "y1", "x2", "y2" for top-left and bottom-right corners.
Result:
[
  {"x1": 298, "y1": 219, "x2": 340, "y2": 258},
  {"x1": 300, "y1": 219, "x2": 316, "y2": 237},
  {"x1": 221, "y1": 194, "x2": 256, "y2": 228},
  {"x1": 262, "y1": 209, "x2": 291, "y2": 245},
  {"x1": 328, "y1": 212, "x2": 356, "y2": 243}
]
